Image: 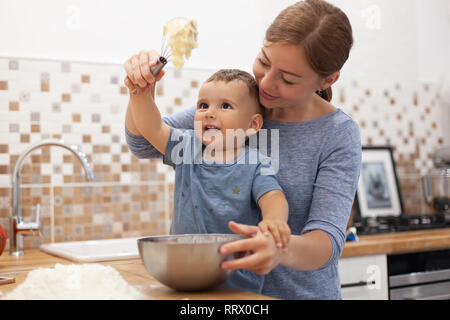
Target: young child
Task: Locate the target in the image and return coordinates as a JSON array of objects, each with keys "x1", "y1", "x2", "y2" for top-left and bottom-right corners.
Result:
[{"x1": 126, "y1": 69, "x2": 290, "y2": 293}]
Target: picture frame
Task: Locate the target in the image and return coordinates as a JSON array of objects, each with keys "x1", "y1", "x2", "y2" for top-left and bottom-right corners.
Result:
[{"x1": 356, "y1": 146, "x2": 404, "y2": 218}]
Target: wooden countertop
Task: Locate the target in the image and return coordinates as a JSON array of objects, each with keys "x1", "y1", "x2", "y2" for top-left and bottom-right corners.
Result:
[
  {"x1": 0, "y1": 250, "x2": 274, "y2": 300},
  {"x1": 341, "y1": 228, "x2": 450, "y2": 258},
  {"x1": 3, "y1": 228, "x2": 450, "y2": 297}
]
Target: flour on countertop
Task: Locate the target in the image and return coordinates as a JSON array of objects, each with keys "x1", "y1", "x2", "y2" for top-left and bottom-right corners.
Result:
[{"x1": 1, "y1": 263, "x2": 142, "y2": 300}]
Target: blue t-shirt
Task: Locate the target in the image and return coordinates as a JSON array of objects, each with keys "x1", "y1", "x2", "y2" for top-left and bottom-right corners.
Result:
[
  {"x1": 163, "y1": 127, "x2": 283, "y2": 293},
  {"x1": 125, "y1": 107, "x2": 362, "y2": 299}
]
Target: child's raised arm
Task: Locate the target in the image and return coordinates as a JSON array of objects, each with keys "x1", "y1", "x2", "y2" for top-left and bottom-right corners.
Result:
[
  {"x1": 257, "y1": 190, "x2": 290, "y2": 250},
  {"x1": 123, "y1": 51, "x2": 170, "y2": 154},
  {"x1": 126, "y1": 82, "x2": 171, "y2": 155}
]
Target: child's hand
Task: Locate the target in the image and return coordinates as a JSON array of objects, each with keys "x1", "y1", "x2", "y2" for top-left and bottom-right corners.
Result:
[
  {"x1": 123, "y1": 50, "x2": 165, "y2": 95},
  {"x1": 258, "y1": 219, "x2": 291, "y2": 250}
]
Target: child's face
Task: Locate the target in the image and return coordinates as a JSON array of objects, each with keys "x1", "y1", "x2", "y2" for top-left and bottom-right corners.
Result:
[{"x1": 194, "y1": 80, "x2": 262, "y2": 149}]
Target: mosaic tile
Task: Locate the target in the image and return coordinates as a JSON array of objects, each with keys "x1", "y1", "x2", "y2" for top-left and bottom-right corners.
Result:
[
  {"x1": 91, "y1": 113, "x2": 101, "y2": 123},
  {"x1": 61, "y1": 62, "x2": 71, "y2": 73},
  {"x1": 19, "y1": 90, "x2": 30, "y2": 102},
  {"x1": 9, "y1": 101, "x2": 19, "y2": 111},
  {"x1": 81, "y1": 74, "x2": 90, "y2": 83},
  {"x1": 71, "y1": 83, "x2": 81, "y2": 93},
  {"x1": 8, "y1": 60, "x2": 19, "y2": 70},
  {"x1": 0, "y1": 57, "x2": 448, "y2": 250}
]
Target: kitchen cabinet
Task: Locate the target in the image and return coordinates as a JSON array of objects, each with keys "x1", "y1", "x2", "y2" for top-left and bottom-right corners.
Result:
[
  {"x1": 338, "y1": 228, "x2": 450, "y2": 300},
  {"x1": 339, "y1": 254, "x2": 388, "y2": 300}
]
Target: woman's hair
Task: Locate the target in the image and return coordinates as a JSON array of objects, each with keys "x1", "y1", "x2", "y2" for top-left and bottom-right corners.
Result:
[
  {"x1": 265, "y1": 0, "x2": 353, "y2": 102},
  {"x1": 206, "y1": 69, "x2": 259, "y2": 102}
]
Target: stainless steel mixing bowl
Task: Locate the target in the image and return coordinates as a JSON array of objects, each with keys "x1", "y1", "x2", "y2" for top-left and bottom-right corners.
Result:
[{"x1": 137, "y1": 234, "x2": 244, "y2": 291}]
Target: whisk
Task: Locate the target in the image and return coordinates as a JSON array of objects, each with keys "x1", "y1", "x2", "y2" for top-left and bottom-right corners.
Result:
[
  {"x1": 151, "y1": 32, "x2": 172, "y2": 78},
  {"x1": 131, "y1": 17, "x2": 196, "y2": 95},
  {"x1": 130, "y1": 34, "x2": 171, "y2": 95}
]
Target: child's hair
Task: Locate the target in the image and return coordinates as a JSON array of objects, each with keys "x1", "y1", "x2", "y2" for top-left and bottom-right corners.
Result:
[
  {"x1": 265, "y1": 0, "x2": 353, "y2": 102},
  {"x1": 205, "y1": 69, "x2": 260, "y2": 109}
]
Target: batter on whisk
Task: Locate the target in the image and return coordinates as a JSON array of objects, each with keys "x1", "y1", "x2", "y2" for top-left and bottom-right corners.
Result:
[{"x1": 128, "y1": 17, "x2": 198, "y2": 94}]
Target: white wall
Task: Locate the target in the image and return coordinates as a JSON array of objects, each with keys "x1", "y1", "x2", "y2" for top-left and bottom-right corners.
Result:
[
  {"x1": 1, "y1": 0, "x2": 449, "y2": 84},
  {"x1": 0, "y1": 0, "x2": 266, "y2": 72},
  {"x1": 415, "y1": 0, "x2": 450, "y2": 83}
]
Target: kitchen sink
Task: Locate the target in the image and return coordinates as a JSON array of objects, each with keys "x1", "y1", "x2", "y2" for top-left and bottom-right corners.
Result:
[{"x1": 40, "y1": 237, "x2": 140, "y2": 262}]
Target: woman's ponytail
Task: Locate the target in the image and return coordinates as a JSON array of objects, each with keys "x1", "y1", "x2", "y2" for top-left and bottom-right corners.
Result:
[{"x1": 321, "y1": 87, "x2": 333, "y2": 102}]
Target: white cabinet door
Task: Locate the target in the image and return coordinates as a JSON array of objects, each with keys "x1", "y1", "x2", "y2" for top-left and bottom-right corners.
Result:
[{"x1": 339, "y1": 254, "x2": 388, "y2": 300}]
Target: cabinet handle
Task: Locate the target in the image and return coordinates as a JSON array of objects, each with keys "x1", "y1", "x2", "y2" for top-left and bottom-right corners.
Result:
[{"x1": 341, "y1": 280, "x2": 375, "y2": 288}]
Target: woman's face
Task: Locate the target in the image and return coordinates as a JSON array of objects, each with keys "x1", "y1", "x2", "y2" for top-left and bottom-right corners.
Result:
[{"x1": 253, "y1": 42, "x2": 322, "y2": 109}]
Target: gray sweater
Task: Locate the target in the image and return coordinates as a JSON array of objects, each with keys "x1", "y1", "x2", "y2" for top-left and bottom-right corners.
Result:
[{"x1": 125, "y1": 107, "x2": 362, "y2": 300}]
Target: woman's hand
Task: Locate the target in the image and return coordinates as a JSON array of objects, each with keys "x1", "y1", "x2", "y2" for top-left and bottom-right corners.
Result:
[
  {"x1": 219, "y1": 221, "x2": 285, "y2": 274},
  {"x1": 123, "y1": 50, "x2": 165, "y2": 95}
]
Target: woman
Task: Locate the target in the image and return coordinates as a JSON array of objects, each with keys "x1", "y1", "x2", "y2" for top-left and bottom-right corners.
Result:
[{"x1": 124, "y1": 0, "x2": 361, "y2": 300}]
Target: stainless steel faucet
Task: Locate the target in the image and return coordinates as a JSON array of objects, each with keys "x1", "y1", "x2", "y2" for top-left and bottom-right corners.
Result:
[{"x1": 10, "y1": 139, "x2": 94, "y2": 256}]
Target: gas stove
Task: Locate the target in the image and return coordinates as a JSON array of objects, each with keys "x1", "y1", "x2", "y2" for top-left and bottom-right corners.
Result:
[{"x1": 353, "y1": 213, "x2": 450, "y2": 235}]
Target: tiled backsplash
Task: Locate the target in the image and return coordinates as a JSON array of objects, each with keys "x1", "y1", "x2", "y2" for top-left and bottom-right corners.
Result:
[
  {"x1": 0, "y1": 57, "x2": 448, "y2": 250},
  {"x1": 0, "y1": 57, "x2": 208, "y2": 250}
]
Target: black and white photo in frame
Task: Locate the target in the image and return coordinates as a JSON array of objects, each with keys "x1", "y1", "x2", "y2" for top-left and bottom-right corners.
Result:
[{"x1": 356, "y1": 146, "x2": 404, "y2": 218}]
